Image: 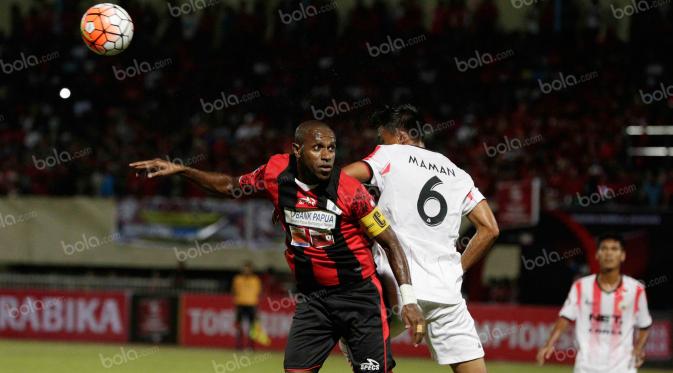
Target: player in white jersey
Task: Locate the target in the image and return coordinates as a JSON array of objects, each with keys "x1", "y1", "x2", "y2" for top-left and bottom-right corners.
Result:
[
  {"x1": 537, "y1": 234, "x2": 652, "y2": 372},
  {"x1": 342, "y1": 105, "x2": 499, "y2": 373}
]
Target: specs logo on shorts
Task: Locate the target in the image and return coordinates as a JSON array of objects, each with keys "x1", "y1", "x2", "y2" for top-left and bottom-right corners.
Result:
[{"x1": 360, "y1": 358, "x2": 380, "y2": 371}]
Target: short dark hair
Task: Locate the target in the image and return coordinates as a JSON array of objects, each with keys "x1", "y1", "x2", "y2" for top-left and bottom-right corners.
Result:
[
  {"x1": 597, "y1": 233, "x2": 625, "y2": 249},
  {"x1": 370, "y1": 104, "x2": 425, "y2": 140},
  {"x1": 369, "y1": 106, "x2": 393, "y2": 128}
]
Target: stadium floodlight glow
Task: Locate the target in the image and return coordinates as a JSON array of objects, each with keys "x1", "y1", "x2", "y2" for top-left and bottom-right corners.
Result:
[
  {"x1": 59, "y1": 88, "x2": 71, "y2": 99},
  {"x1": 626, "y1": 126, "x2": 673, "y2": 135},
  {"x1": 628, "y1": 147, "x2": 673, "y2": 156}
]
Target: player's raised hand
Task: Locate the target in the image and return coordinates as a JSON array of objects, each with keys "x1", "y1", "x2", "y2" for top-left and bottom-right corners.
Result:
[
  {"x1": 402, "y1": 304, "x2": 426, "y2": 347},
  {"x1": 536, "y1": 344, "x2": 555, "y2": 366},
  {"x1": 129, "y1": 158, "x2": 186, "y2": 178}
]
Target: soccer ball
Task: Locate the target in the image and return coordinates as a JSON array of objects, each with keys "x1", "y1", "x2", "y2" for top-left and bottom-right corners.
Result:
[{"x1": 80, "y1": 3, "x2": 134, "y2": 56}]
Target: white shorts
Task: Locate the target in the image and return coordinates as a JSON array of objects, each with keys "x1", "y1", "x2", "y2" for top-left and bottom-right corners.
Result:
[
  {"x1": 374, "y1": 245, "x2": 485, "y2": 365},
  {"x1": 420, "y1": 299, "x2": 485, "y2": 365}
]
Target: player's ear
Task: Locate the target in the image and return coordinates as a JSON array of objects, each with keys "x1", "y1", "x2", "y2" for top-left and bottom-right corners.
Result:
[
  {"x1": 397, "y1": 129, "x2": 409, "y2": 144},
  {"x1": 292, "y1": 143, "x2": 302, "y2": 158}
]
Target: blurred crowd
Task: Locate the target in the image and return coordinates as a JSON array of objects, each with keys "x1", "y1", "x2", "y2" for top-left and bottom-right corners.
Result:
[{"x1": 1, "y1": 0, "x2": 672, "y2": 209}]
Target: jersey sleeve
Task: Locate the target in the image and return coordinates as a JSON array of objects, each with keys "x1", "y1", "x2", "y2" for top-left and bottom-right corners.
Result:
[
  {"x1": 349, "y1": 183, "x2": 377, "y2": 220},
  {"x1": 461, "y1": 187, "x2": 486, "y2": 216},
  {"x1": 362, "y1": 145, "x2": 391, "y2": 189},
  {"x1": 349, "y1": 182, "x2": 391, "y2": 238},
  {"x1": 559, "y1": 281, "x2": 580, "y2": 321},
  {"x1": 238, "y1": 164, "x2": 267, "y2": 197},
  {"x1": 635, "y1": 287, "x2": 653, "y2": 328}
]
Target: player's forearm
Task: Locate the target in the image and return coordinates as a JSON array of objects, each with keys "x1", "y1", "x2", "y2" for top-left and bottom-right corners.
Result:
[
  {"x1": 182, "y1": 167, "x2": 239, "y2": 196},
  {"x1": 462, "y1": 201, "x2": 499, "y2": 272},
  {"x1": 544, "y1": 318, "x2": 570, "y2": 347},
  {"x1": 634, "y1": 328, "x2": 650, "y2": 351},
  {"x1": 374, "y1": 228, "x2": 412, "y2": 286},
  {"x1": 461, "y1": 227, "x2": 498, "y2": 272}
]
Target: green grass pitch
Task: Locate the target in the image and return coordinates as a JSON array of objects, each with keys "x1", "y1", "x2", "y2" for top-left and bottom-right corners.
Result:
[{"x1": 1, "y1": 340, "x2": 671, "y2": 372}]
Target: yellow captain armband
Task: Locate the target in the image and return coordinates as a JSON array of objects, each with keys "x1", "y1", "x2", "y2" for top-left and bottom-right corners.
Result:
[{"x1": 360, "y1": 207, "x2": 390, "y2": 238}]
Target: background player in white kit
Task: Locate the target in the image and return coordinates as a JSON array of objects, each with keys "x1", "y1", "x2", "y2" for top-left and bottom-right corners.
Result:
[
  {"x1": 342, "y1": 105, "x2": 500, "y2": 373},
  {"x1": 537, "y1": 234, "x2": 652, "y2": 372}
]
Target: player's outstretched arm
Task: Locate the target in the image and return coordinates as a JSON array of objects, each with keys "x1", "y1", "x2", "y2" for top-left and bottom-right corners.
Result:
[
  {"x1": 537, "y1": 317, "x2": 570, "y2": 365},
  {"x1": 129, "y1": 158, "x2": 240, "y2": 197},
  {"x1": 462, "y1": 200, "x2": 499, "y2": 272},
  {"x1": 373, "y1": 227, "x2": 426, "y2": 346}
]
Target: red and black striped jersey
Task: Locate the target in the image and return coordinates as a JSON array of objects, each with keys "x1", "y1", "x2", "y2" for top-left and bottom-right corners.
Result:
[{"x1": 239, "y1": 154, "x2": 378, "y2": 292}]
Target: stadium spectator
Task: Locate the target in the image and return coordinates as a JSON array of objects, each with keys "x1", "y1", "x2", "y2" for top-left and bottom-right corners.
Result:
[{"x1": 0, "y1": 0, "x2": 671, "y2": 209}]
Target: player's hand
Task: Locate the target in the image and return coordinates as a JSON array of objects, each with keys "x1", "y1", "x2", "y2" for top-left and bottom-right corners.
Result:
[
  {"x1": 632, "y1": 347, "x2": 646, "y2": 368},
  {"x1": 129, "y1": 158, "x2": 186, "y2": 178},
  {"x1": 536, "y1": 344, "x2": 555, "y2": 366},
  {"x1": 401, "y1": 304, "x2": 425, "y2": 347}
]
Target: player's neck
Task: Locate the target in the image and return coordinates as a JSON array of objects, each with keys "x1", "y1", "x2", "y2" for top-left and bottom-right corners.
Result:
[
  {"x1": 404, "y1": 140, "x2": 425, "y2": 148},
  {"x1": 296, "y1": 162, "x2": 323, "y2": 186},
  {"x1": 597, "y1": 269, "x2": 621, "y2": 290}
]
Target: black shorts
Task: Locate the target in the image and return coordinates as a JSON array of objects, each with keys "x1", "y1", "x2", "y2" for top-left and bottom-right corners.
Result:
[
  {"x1": 235, "y1": 305, "x2": 256, "y2": 324},
  {"x1": 284, "y1": 276, "x2": 394, "y2": 373}
]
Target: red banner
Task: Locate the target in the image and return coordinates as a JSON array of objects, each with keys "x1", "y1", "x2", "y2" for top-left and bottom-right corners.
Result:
[
  {"x1": 179, "y1": 295, "x2": 672, "y2": 363},
  {"x1": 179, "y1": 293, "x2": 292, "y2": 350},
  {"x1": 0, "y1": 289, "x2": 129, "y2": 342},
  {"x1": 494, "y1": 178, "x2": 540, "y2": 229}
]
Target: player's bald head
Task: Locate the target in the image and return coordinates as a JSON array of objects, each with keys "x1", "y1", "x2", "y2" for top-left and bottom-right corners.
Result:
[
  {"x1": 294, "y1": 121, "x2": 335, "y2": 145},
  {"x1": 292, "y1": 121, "x2": 336, "y2": 183}
]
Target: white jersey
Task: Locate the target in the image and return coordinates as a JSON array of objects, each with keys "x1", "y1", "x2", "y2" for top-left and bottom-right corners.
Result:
[
  {"x1": 364, "y1": 144, "x2": 484, "y2": 304},
  {"x1": 559, "y1": 274, "x2": 652, "y2": 373}
]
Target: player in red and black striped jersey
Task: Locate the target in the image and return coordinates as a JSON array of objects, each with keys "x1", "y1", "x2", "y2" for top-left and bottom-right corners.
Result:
[{"x1": 130, "y1": 121, "x2": 425, "y2": 373}]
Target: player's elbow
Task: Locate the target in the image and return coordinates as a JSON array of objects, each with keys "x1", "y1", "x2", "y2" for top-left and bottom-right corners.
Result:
[
  {"x1": 490, "y1": 224, "x2": 500, "y2": 239},
  {"x1": 481, "y1": 221, "x2": 500, "y2": 241},
  {"x1": 216, "y1": 177, "x2": 238, "y2": 197},
  {"x1": 218, "y1": 183, "x2": 235, "y2": 197}
]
